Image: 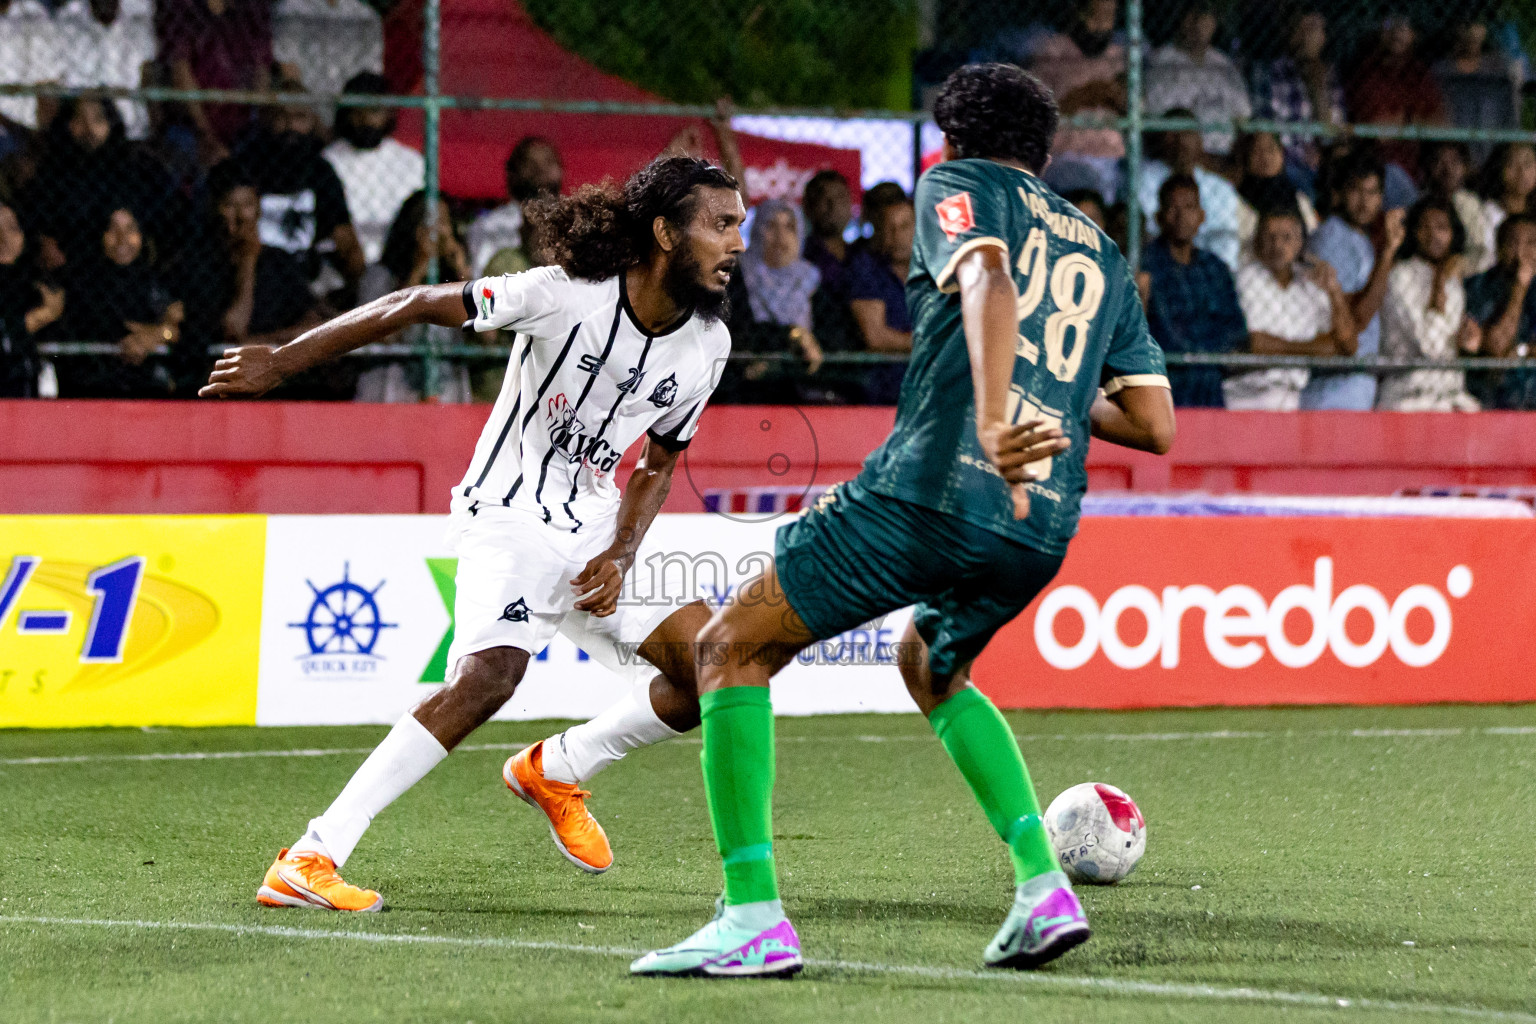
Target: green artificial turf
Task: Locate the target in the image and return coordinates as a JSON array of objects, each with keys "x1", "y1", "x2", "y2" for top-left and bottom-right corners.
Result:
[{"x1": 1, "y1": 704, "x2": 1534, "y2": 1023}]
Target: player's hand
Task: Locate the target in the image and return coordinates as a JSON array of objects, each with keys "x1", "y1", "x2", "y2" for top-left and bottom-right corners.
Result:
[
  {"x1": 199, "y1": 345, "x2": 285, "y2": 398},
  {"x1": 978, "y1": 418, "x2": 1071, "y2": 520},
  {"x1": 571, "y1": 552, "x2": 627, "y2": 617}
]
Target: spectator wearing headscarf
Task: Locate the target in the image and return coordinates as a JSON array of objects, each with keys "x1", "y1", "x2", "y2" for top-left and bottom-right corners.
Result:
[
  {"x1": 722, "y1": 199, "x2": 826, "y2": 403},
  {"x1": 0, "y1": 200, "x2": 61, "y2": 397},
  {"x1": 58, "y1": 206, "x2": 188, "y2": 397}
]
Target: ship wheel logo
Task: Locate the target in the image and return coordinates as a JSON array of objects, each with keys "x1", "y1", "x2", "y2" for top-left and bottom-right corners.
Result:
[{"x1": 288, "y1": 563, "x2": 398, "y2": 656}]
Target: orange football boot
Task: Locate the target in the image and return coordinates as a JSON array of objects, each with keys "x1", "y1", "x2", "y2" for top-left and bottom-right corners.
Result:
[
  {"x1": 503, "y1": 741, "x2": 613, "y2": 873},
  {"x1": 257, "y1": 848, "x2": 384, "y2": 912}
]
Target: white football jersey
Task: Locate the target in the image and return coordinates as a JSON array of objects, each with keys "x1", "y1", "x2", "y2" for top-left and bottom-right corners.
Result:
[{"x1": 455, "y1": 267, "x2": 729, "y2": 532}]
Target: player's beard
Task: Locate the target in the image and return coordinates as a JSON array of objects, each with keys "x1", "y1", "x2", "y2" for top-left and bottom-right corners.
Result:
[{"x1": 664, "y1": 245, "x2": 733, "y2": 325}]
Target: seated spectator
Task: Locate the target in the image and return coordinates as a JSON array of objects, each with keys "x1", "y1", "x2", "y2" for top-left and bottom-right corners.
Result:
[
  {"x1": 180, "y1": 162, "x2": 331, "y2": 395},
  {"x1": 1225, "y1": 207, "x2": 1357, "y2": 411},
  {"x1": 1377, "y1": 198, "x2": 1480, "y2": 411},
  {"x1": 1144, "y1": 2, "x2": 1250, "y2": 158},
  {"x1": 1062, "y1": 188, "x2": 1108, "y2": 232},
  {"x1": 53, "y1": 0, "x2": 155, "y2": 140},
  {"x1": 1476, "y1": 143, "x2": 1536, "y2": 278},
  {"x1": 1301, "y1": 156, "x2": 1403, "y2": 410},
  {"x1": 1134, "y1": 109, "x2": 1240, "y2": 269},
  {"x1": 232, "y1": 72, "x2": 365, "y2": 299},
  {"x1": 801, "y1": 169, "x2": 854, "y2": 294},
  {"x1": 323, "y1": 72, "x2": 425, "y2": 266},
  {"x1": 1423, "y1": 142, "x2": 1492, "y2": 275},
  {"x1": 1433, "y1": 18, "x2": 1518, "y2": 167},
  {"x1": 1234, "y1": 132, "x2": 1318, "y2": 265},
  {"x1": 720, "y1": 199, "x2": 828, "y2": 404},
  {"x1": 1027, "y1": 0, "x2": 1127, "y2": 200},
  {"x1": 23, "y1": 96, "x2": 177, "y2": 273},
  {"x1": 848, "y1": 185, "x2": 913, "y2": 404},
  {"x1": 58, "y1": 207, "x2": 188, "y2": 397},
  {"x1": 1138, "y1": 174, "x2": 1247, "y2": 407},
  {"x1": 466, "y1": 136, "x2": 562, "y2": 276},
  {"x1": 353, "y1": 190, "x2": 472, "y2": 404},
  {"x1": 1345, "y1": 15, "x2": 1444, "y2": 177},
  {"x1": 0, "y1": 200, "x2": 61, "y2": 396},
  {"x1": 1250, "y1": 7, "x2": 1346, "y2": 185},
  {"x1": 156, "y1": 0, "x2": 274, "y2": 163},
  {"x1": 1464, "y1": 214, "x2": 1536, "y2": 409}
]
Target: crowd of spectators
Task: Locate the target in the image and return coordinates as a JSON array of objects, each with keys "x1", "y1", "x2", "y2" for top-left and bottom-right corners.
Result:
[
  {"x1": 1030, "y1": 0, "x2": 1536, "y2": 411},
  {"x1": 0, "y1": 0, "x2": 923, "y2": 407},
  {"x1": 3, "y1": 0, "x2": 1536, "y2": 410}
]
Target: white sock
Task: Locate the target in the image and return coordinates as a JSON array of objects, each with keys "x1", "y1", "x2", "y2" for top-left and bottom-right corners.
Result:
[
  {"x1": 289, "y1": 713, "x2": 448, "y2": 868},
  {"x1": 540, "y1": 677, "x2": 683, "y2": 784}
]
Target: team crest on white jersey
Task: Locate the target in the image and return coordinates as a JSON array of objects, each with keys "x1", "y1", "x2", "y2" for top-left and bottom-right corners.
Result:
[{"x1": 648, "y1": 373, "x2": 678, "y2": 408}]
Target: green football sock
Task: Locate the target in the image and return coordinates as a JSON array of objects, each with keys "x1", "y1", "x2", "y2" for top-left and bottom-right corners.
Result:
[
  {"x1": 699, "y1": 686, "x2": 779, "y2": 906},
  {"x1": 929, "y1": 686, "x2": 1059, "y2": 885}
]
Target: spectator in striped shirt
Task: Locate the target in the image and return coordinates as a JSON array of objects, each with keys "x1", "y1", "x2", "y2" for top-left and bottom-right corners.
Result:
[{"x1": 1250, "y1": 8, "x2": 1346, "y2": 186}]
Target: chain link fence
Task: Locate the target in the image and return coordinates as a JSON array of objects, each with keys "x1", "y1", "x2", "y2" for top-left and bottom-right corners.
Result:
[{"x1": 2, "y1": 0, "x2": 1536, "y2": 407}]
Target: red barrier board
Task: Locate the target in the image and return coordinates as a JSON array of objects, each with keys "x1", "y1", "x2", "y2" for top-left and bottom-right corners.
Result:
[
  {"x1": 972, "y1": 517, "x2": 1536, "y2": 708},
  {"x1": 6, "y1": 402, "x2": 1536, "y2": 515}
]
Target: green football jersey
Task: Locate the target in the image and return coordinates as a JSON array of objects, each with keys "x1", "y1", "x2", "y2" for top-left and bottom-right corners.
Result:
[{"x1": 857, "y1": 158, "x2": 1168, "y2": 556}]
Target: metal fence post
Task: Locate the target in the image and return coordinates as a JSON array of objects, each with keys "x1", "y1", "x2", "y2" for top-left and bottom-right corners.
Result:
[
  {"x1": 421, "y1": 0, "x2": 443, "y2": 400},
  {"x1": 1124, "y1": 0, "x2": 1143, "y2": 273},
  {"x1": 911, "y1": 120, "x2": 923, "y2": 194}
]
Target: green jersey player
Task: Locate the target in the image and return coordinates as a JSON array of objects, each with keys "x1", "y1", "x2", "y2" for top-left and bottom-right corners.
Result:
[{"x1": 632, "y1": 63, "x2": 1176, "y2": 978}]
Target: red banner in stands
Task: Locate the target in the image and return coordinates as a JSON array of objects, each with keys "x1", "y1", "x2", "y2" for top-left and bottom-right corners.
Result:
[{"x1": 972, "y1": 517, "x2": 1536, "y2": 708}]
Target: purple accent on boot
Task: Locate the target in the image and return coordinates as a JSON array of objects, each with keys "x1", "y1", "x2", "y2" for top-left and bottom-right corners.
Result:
[
  {"x1": 706, "y1": 920, "x2": 804, "y2": 976},
  {"x1": 1025, "y1": 887, "x2": 1088, "y2": 946}
]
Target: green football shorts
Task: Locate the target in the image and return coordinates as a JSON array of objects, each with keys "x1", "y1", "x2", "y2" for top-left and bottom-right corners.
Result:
[{"x1": 774, "y1": 479, "x2": 1064, "y2": 681}]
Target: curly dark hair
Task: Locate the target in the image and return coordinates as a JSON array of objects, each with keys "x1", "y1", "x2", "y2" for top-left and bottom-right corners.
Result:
[
  {"x1": 933, "y1": 63, "x2": 1059, "y2": 173},
  {"x1": 525, "y1": 156, "x2": 738, "y2": 281}
]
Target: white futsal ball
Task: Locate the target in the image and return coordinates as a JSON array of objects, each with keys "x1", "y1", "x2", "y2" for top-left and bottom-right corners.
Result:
[{"x1": 1044, "y1": 782, "x2": 1147, "y2": 884}]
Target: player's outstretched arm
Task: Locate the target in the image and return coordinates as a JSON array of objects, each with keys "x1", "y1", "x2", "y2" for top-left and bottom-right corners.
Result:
[
  {"x1": 957, "y1": 246, "x2": 1070, "y2": 520},
  {"x1": 198, "y1": 282, "x2": 470, "y2": 398},
  {"x1": 1089, "y1": 386, "x2": 1176, "y2": 455},
  {"x1": 571, "y1": 436, "x2": 683, "y2": 618}
]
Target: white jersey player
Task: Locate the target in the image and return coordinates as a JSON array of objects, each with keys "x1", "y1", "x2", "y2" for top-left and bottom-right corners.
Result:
[{"x1": 202, "y1": 157, "x2": 746, "y2": 911}]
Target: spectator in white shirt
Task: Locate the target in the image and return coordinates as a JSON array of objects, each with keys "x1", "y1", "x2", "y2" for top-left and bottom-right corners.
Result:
[
  {"x1": 1226, "y1": 207, "x2": 1358, "y2": 410},
  {"x1": 1423, "y1": 141, "x2": 1492, "y2": 276},
  {"x1": 1135, "y1": 108, "x2": 1242, "y2": 269},
  {"x1": 1475, "y1": 142, "x2": 1536, "y2": 279},
  {"x1": 1377, "y1": 197, "x2": 1482, "y2": 411},
  {"x1": 323, "y1": 72, "x2": 424, "y2": 266},
  {"x1": 0, "y1": 0, "x2": 61, "y2": 132},
  {"x1": 1144, "y1": 1, "x2": 1252, "y2": 156},
  {"x1": 52, "y1": 0, "x2": 155, "y2": 139},
  {"x1": 466, "y1": 136, "x2": 562, "y2": 275}
]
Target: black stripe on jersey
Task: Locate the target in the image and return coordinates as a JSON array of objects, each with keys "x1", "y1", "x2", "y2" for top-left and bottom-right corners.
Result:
[
  {"x1": 566, "y1": 331, "x2": 655, "y2": 504},
  {"x1": 647, "y1": 401, "x2": 702, "y2": 452},
  {"x1": 563, "y1": 502, "x2": 582, "y2": 534},
  {"x1": 462, "y1": 336, "x2": 534, "y2": 497},
  {"x1": 504, "y1": 322, "x2": 581, "y2": 503},
  {"x1": 534, "y1": 302, "x2": 623, "y2": 507}
]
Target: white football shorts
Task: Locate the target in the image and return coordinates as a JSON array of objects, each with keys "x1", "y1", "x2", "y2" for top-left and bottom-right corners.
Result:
[{"x1": 443, "y1": 502, "x2": 681, "y2": 682}]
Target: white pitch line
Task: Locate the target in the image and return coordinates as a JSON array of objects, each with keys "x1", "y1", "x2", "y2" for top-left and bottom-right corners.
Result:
[
  {"x1": 0, "y1": 741, "x2": 529, "y2": 767},
  {"x1": 0, "y1": 914, "x2": 1531, "y2": 1022},
  {"x1": 4, "y1": 726, "x2": 1536, "y2": 767}
]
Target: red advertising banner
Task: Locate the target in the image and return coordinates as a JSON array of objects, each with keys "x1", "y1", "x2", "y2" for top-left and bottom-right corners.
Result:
[{"x1": 972, "y1": 518, "x2": 1536, "y2": 708}]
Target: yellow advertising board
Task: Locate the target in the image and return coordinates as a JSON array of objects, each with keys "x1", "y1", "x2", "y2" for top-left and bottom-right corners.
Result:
[{"x1": 0, "y1": 516, "x2": 265, "y2": 727}]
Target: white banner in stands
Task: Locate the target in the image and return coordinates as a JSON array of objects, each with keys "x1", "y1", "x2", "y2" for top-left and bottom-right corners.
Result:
[{"x1": 255, "y1": 514, "x2": 913, "y2": 725}]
